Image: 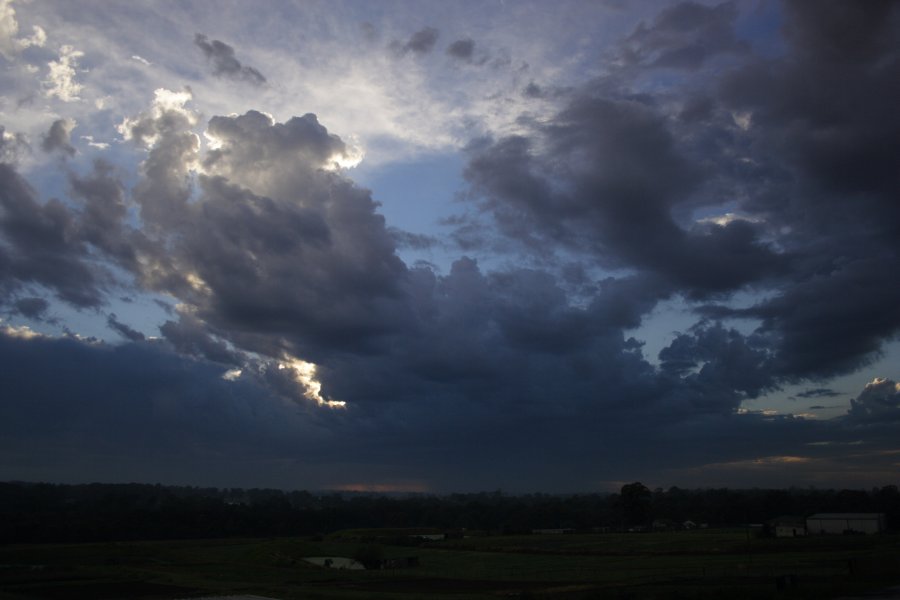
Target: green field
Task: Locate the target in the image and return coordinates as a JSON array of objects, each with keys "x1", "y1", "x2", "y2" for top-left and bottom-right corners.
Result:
[{"x1": 1, "y1": 529, "x2": 898, "y2": 599}]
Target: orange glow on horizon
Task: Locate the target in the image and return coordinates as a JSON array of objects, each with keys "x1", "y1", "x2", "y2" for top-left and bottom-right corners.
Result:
[{"x1": 331, "y1": 481, "x2": 430, "y2": 494}]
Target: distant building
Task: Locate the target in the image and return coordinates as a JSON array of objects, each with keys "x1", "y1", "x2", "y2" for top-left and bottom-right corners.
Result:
[
  {"x1": 303, "y1": 556, "x2": 365, "y2": 570},
  {"x1": 378, "y1": 556, "x2": 419, "y2": 569},
  {"x1": 532, "y1": 528, "x2": 575, "y2": 534},
  {"x1": 411, "y1": 533, "x2": 446, "y2": 541},
  {"x1": 806, "y1": 513, "x2": 885, "y2": 535},
  {"x1": 652, "y1": 519, "x2": 675, "y2": 531},
  {"x1": 770, "y1": 516, "x2": 806, "y2": 537}
]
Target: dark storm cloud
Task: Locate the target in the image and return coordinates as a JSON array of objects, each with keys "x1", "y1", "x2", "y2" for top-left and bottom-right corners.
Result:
[
  {"x1": 522, "y1": 82, "x2": 570, "y2": 100},
  {"x1": 752, "y1": 259, "x2": 900, "y2": 381},
  {"x1": 11, "y1": 296, "x2": 49, "y2": 319},
  {"x1": 796, "y1": 388, "x2": 841, "y2": 399},
  {"x1": 69, "y1": 160, "x2": 141, "y2": 271},
  {"x1": 392, "y1": 27, "x2": 439, "y2": 56},
  {"x1": 406, "y1": 27, "x2": 439, "y2": 54},
  {"x1": 623, "y1": 1, "x2": 748, "y2": 70},
  {"x1": 719, "y1": 1, "x2": 900, "y2": 202},
  {"x1": 461, "y1": 0, "x2": 900, "y2": 390},
  {"x1": 3, "y1": 91, "x2": 412, "y2": 408},
  {"x1": 846, "y1": 378, "x2": 900, "y2": 423},
  {"x1": 5, "y1": 321, "x2": 891, "y2": 491},
  {"x1": 117, "y1": 105, "x2": 409, "y2": 363},
  {"x1": 3, "y1": 0, "x2": 899, "y2": 491},
  {"x1": 315, "y1": 257, "x2": 767, "y2": 457},
  {"x1": 194, "y1": 34, "x2": 266, "y2": 85},
  {"x1": 40, "y1": 119, "x2": 75, "y2": 156},
  {"x1": 711, "y1": 0, "x2": 900, "y2": 381},
  {"x1": 0, "y1": 329, "x2": 340, "y2": 487},
  {"x1": 446, "y1": 38, "x2": 475, "y2": 62},
  {"x1": 658, "y1": 323, "x2": 775, "y2": 407},
  {"x1": 0, "y1": 156, "x2": 141, "y2": 313},
  {"x1": 590, "y1": 274, "x2": 670, "y2": 330},
  {"x1": 523, "y1": 82, "x2": 543, "y2": 98},
  {"x1": 0, "y1": 327, "x2": 697, "y2": 489},
  {"x1": 159, "y1": 314, "x2": 242, "y2": 365},
  {"x1": 463, "y1": 92, "x2": 784, "y2": 297},
  {"x1": 306, "y1": 257, "x2": 739, "y2": 487},
  {"x1": 0, "y1": 125, "x2": 28, "y2": 163},
  {"x1": 107, "y1": 313, "x2": 145, "y2": 342},
  {"x1": 782, "y1": 0, "x2": 897, "y2": 63},
  {"x1": 203, "y1": 110, "x2": 347, "y2": 175},
  {"x1": 0, "y1": 164, "x2": 105, "y2": 307}
]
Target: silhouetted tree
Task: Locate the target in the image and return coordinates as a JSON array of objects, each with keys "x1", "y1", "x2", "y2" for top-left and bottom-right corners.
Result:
[
  {"x1": 620, "y1": 482, "x2": 652, "y2": 528},
  {"x1": 353, "y1": 544, "x2": 384, "y2": 569}
]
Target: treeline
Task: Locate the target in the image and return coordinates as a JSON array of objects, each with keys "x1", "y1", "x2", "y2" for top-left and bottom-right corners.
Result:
[{"x1": 1, "y1": 481, "x2": 898, "y2": 544}]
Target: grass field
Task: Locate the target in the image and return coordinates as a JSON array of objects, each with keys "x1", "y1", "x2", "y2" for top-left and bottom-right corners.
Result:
[{"x1": 1, "y1": 529, "x2": 898, "y2": 599}]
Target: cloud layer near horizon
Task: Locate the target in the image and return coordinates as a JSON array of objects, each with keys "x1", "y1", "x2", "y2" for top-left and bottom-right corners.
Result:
[{"x1": 0, "y1": 0, "x2": 898, "y2": 492}]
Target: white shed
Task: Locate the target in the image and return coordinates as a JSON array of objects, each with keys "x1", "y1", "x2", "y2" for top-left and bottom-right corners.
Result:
[
  {"x1": 806, "y1": 513, "x2": 885, "y2": 535},
  {"x1": 303, "y1": 556, "x2": 366, "y2": 570},
  {"x1": 771, "y1": 516, "x2": 806, "y2": 537}
]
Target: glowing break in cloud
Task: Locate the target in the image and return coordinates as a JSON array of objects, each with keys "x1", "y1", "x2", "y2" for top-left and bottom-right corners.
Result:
[
  {"x1": 279, "y1": 357, "x2": 345, "y2": 409},
  {"x1": 0, "y1": 323, "x2": 42, "y2": 340},
  {"x1": 324, "y1": 135, "x2": 365, "y2": 170},
  {"x1": 221, "y1": 368, "x2": 242, "y2": 381}
]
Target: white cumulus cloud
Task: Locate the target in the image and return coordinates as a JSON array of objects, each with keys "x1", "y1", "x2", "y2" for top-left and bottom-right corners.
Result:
[
  {"x1": 44, "y1": 45, "x2": 84, "y2": 102},
  {"x1": 0, "y1": 0, "x2": 45, "y2": 60}
]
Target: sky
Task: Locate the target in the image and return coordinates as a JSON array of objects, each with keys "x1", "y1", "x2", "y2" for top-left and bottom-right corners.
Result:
[{"x1": 1, "y1": 0, "x2": 899, "y2": 494}]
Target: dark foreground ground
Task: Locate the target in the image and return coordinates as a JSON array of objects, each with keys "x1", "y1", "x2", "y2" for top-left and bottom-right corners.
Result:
[{"x1": 1, "y1": 529, "x2": 898, "y2": 599}]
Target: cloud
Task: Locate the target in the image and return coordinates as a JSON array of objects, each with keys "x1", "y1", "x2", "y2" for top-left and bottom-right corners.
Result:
[
  {"x1": 796, "y1": 388, "x2": 841, "y2": 399},
  {"x1": 781, "y1": 0, "x2": 897, "y2": 63},
  {"x1": 658, "y1": 322, "x2": 775, "y2": 411},
  {"x1": 623, "y1": 1, "x2": 748, "y2": 70},
  {"x1": 447, "y1": 38, "x2": 474, "y2": 61},
  {"x1": 158, "y1": 313, "x2": 242, "y2": 365},
  {"x1": 41, "y1": 118, "x2": 76, "y2": 156},
  {"x1": 521, "y1": 82, "x2": 570, "y2": 100},
  {"x1": 108, "y1": 95, "x2": 408, "y2": 371},
  {"x1": 18, "y1": 89, "x2": 743, "y2": 486},
  {"x1": 4, "y1": 319, "x2": 892, "y2": 492},
  {"x1": 107, "y1": 313, "x2": 145, "y2": 342},
  {"x1": 0, "y1": 328, "x2": 340, "y2": 487},
  {"x1": 44, "y1": 45, "x2": 84, "y2": 102},
  {"x1": 460, "y1": 0, "x2": 900, "y2": 387},
  {"x1": 11, "y1": 296, "x2": 48, "y2": 319},
  {"x1": 0, "y1": 0, "x2": 45, "y2": 61},
  {"x1": 0, "y1": 163, "x2": 109, "y2": 307},
  {"x1": 68, "y1": 159, "x2": 141, "y2": 272},
  {"x1": 194, "y1": 33, "x2": 266, "y2": 85},
  {"x1": 80, "y1": 135, "x2": 109, "y2": 149},
  {"x1": 847, "y1": 378, "x2": 900, "y2": 423},
  {"x1": 0, "y1": 151, "x2": 143, "y2": 312},
  {"x1": 1, "y1": 1, "x2": 899, "y2": 492},
  {"x1": 0, "y1": 126, "x2": 29, "y2": 163},
  {"x1": 393, "y1": 27, "x2": 439, "y2": 55},
  {"x1": 388, "y1": 227, "x2": 439, "y2": 251},
  {"x1": 462, "y1": 90, "x2": 785, "y2": 296},
  {"x1": 746, "y1": 256, "x2": 900, "y2": 382}
]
